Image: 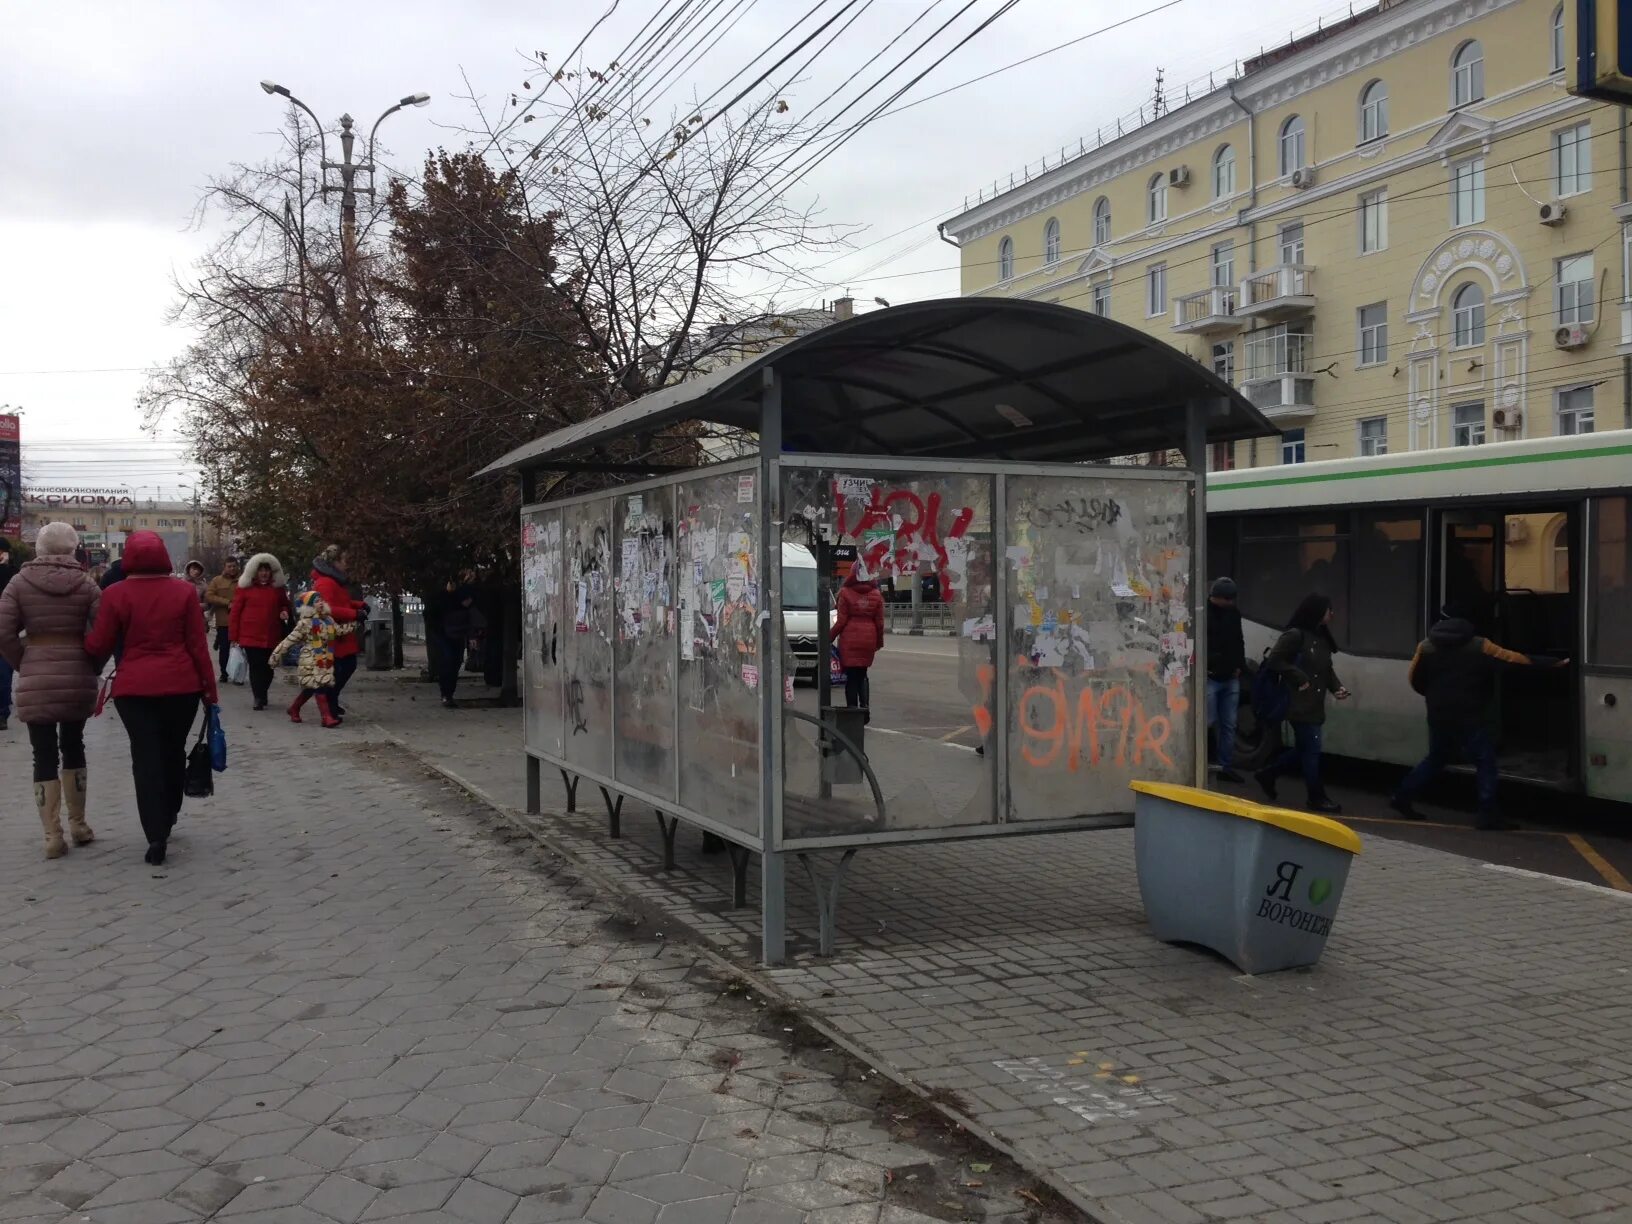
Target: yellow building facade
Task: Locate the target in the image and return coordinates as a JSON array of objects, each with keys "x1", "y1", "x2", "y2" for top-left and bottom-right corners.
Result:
[{"x1": 941, "y1": 0, "x2": 1631, "y2": 471}]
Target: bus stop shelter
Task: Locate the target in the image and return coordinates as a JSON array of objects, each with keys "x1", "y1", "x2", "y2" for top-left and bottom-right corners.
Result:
[{"x1": 479, "y1": 298, "x2": 1276, "y2": 963}]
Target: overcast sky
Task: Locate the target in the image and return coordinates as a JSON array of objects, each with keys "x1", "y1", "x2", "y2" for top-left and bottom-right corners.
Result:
[{"x1": 1, "y1": 0, "x2": 1325, "y2": 489}]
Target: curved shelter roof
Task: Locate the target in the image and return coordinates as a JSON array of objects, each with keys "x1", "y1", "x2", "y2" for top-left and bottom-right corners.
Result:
[{"x1": 478, "y1": 297, "x2": 1276, "y2": 477}]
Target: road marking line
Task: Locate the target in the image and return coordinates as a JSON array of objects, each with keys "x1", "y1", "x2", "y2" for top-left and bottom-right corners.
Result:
[
  {"x1": 939, "y1": 725, "x2": 973, "y2": 742},
  {"x1": 1483, "y1": 862, "x2": 1632, "y2": 899},
  {"x1": 1565, "y1": 833, "x2": 1632, "y2": 892}
]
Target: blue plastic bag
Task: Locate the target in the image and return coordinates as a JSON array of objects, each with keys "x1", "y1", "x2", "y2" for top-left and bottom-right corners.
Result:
[{"x1": 208, "y1": 704, "x2": 227, "y2": 773}]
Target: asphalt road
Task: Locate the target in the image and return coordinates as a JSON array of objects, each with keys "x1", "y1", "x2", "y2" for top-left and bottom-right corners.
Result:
[{"x1": 799, "y1": 632, "x2": 1632, "y2": 896}]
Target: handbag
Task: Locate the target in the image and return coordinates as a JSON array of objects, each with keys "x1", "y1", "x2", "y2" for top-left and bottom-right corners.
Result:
[
  {"x1": 183, "y1": 711, "x2": 214, "y2": 798},
  {"x1": 208, "y1": 704, "x2": 227, "y2": 773},
  {"x1": 226, "y1": 645, "x2": 249, "y2": 685},
  {"x1": 93, "y1": 669, "x2": 117, "y2": 717}
]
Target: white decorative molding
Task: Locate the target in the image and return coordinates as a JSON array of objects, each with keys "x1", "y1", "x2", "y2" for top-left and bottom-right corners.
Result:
[
  {"x1": 1426, "y1": 110, "x2": 1497, "y2": 161},
  {"x1": 1409, "y1": 228, "x2": 1528, "y2": 315},
  {"x1": 1408, "y1": 350, "x2": 1441, "y2": 450},
  {"x1": 1077, "y1": 248, "x2": 1115, "y2": 277},
  {"x1": 1493, "y1": 333, "x2": 1530, "y2": 438}
]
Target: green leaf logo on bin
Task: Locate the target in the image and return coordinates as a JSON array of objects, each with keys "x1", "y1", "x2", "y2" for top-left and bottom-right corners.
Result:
[{"x1": 1307, "y1": 877, "x2": 1332, "y2": 906}]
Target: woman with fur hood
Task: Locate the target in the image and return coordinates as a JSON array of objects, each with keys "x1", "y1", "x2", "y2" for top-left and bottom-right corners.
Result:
[
  {"x1": 272, "y1": 590, "x2": 356, "y2": 728},
  {"x1": 228, "y1": 553, "x2": 293, "y2": 710},
  {"x1": 0, "y1": 522, "x2": 101, "y2": 858}
]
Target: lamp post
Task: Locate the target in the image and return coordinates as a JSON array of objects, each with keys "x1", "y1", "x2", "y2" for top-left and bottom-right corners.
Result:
[{"x1": 258, "y1": 81, "x2": 430, "y2": 311}]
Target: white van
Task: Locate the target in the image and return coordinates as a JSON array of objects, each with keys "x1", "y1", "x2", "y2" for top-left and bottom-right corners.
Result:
[{"x1": 782, "y1": 542, "x2": 829, "y2": 681}]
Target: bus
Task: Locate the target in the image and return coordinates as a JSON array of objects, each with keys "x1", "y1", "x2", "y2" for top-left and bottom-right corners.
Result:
[{"x1": 1207, "y1": 429, "x2": 1632, "y2": 805}]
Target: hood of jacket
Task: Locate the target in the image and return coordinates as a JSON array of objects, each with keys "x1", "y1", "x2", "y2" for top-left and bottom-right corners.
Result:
[
  {"x1": 16, "y1": 554, "x2": 93, "y2": 597},
  {"x1": 312, "y1": 555, "x2": 361, "y2": 597},
  {"x1": 122, "y1": 531, "x2": 174, "y2": 576},
  {"x1": 843, "y1": 574, "x2": 878, "y2": 594},
  {"x1": 1428, "y1": 617, "x2": 1477, "y2": 649},
  {"x1": 240, "y1": 552, "x2": 287, "y2": 589}
]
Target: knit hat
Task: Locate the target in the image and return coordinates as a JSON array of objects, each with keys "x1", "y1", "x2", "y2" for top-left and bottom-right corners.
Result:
[
  {"x1": 297, "y1": 590, "x2": 325, "y2": 613},
  {"x1": 36, "y1": 522, "x2": 79, "y2": 556},
  {"x1": 1210, "y1": 576, "x2": 1239, "y2": 599}
]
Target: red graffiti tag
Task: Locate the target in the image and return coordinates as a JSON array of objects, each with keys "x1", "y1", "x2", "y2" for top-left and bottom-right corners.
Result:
[{"x1": 834, "y1": 484, "x2": 973, "y2": 579}]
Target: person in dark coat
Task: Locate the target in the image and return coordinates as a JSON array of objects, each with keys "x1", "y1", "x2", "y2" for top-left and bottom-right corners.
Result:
[
  {"x1": 1390, "y1": 607, "x2": 1568, "y2": 829},
  {"x1": 432, "y1": 573, "x2": 477, "y2": 709},
  {"x1": 1254, "y1": 593, "x2": 1350, "y2": 814},
  {"x1": 98, "y1": 557, "x2": 125, "y2": 590},
  {"x1": 1206, "y1": 576, "x2": 1247, "y2": 783},
  {"x1": 84, "y1": 531, "x2": 219, "y2": 866},
  {"x1": 832, "y1": 563, "x2": 885, "y2": 720},
  {"x1": 310, "y1": 545, "x2": 364, "y2": 716},
  {"x1": 0, "y1": 523, "x2": 101, "y2": 856},
  {"x1": 0, "y1": 536, "x2": 15, "y2": 731}
]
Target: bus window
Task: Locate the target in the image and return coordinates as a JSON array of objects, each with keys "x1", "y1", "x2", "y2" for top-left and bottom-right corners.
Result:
[
  {"x1": 1349, "y1": 513, "x2": 1422, "y2": 657},
  {"x1": 1590, "y1": 496, "x2": 1632, "y2": 666},
  {"x1": 1207, "y1": 517, "x2": 1235, "y2": 587},
  {"x1": 1236, "y1": 514, "x2": 1349, "y2": 641}
]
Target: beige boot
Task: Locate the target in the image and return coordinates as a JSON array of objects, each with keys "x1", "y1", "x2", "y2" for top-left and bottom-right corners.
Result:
[
  {"x1": 36, "y1": 780, "x2": 65, "y2": 859},
  {"x1": 62, "y1": 768, "x2": 94, "y2": 846}
]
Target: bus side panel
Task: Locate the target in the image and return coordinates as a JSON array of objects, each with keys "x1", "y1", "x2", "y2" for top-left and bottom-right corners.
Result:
[{"x1": 1583, "y1": 674, "x2": 1632, "y2": 803}]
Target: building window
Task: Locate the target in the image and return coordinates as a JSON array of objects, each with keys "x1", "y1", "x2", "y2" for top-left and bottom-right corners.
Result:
[
  {"x1": 1359, "y1": 189, "x2": 1387, "y2": 253},
  {"x1": 1211, "y1": 340, "x2": 1236, "y2": 383},
  {"x1": 1043, "y1": 217, "x2": 1061, "y2": 265},
  {"x1": 1281, "y1": 429, "x2": 1306, "y2": 465},
  {"x1": 1359, "y1": 416, "x2": 1389, "y2": 457},
  {"x1": 1558, "y1": 385, "x2": 1596, "y2": 434},
  {"x1": 1146, "y1": 263, "x2": 1167, "y2": 317},
  {"x1": 1279, "y1": 115, "x2": 1306, "y2": 177},
  {"x1": 1210, "y1": 241, "x2": 1235, "y2": 289},
  {"x1": 1277, "y1": 220, "x2": 1304, "y2": 267},
  {"x1": 1212, "y1": 145, "x2": 1236, "y2": 199},
  {"x1": 1091, "y1": 281, "x2": 1110, "y2": 316},
  {"x1": 1210, "y1": 442, "x2": 1235, "y2": 472},
  {"x1": 1557, "y1": 254, "x2": 1595, "y2": 324},
  {"x1": 1552, "y1": 5, "x2": 1566, "y2": 73},
  {"x1": 1360, "y1": 80, "x2": 1388, "y2": 143},
  {"x1": 1554, "y1": 122, "x2": 1592, "y2": 196},
  {"x1": 1452, "y1": 40, "x2": 1485, "y2": 107},
  {"x1": 1452, "y1": 402, "x2": 1486, "y2": 446},
  {"x1": 1451, "y1": 282, "x2": 1486, "y2": 347},
  {"x1": 1452, "y1": 158, "x2": 1485, "y2": 226},
  {"x1": 998, "y1": 236, "x2": 1013, "y2": 281},
  {"x1": 1358, "y1": 302, "x2": 1388, "y2": 366},
  {"x1": 1148, "y1": 174, "x2": 1168, "y2": 224},
  {"x1": 1093, "y1": 197, "x2": 1111, "y2": 246}
]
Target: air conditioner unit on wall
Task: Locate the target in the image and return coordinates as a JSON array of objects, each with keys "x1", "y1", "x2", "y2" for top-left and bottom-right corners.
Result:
[
  {"x1": 1290, "y1": 167, "x2": 1317, "y2": 189},
  {"x1": 1506, "y1": 517, "x2": 1529, "y2": 543},
  {"x1": 1539, "y1": 201, "x2": 1568, "y2": 226},
  {"x1": 1492, "y1": 408, "x2": 1523, "y2": 430},
  {"x1": 1168, "y1": 165, "x2": 1191, "y2": 188},
  {"x1": 1555, "y1": 325, "x2": 1589, "y2": 349}
]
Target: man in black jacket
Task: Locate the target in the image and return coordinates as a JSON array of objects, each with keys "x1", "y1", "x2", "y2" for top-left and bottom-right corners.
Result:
[
  {"x1": 1390, "y1": 606, "x2": 1567, "y2": 829},
  {"x1": 1206, "y1": 577, "x2": 1247, "y2": 783}
]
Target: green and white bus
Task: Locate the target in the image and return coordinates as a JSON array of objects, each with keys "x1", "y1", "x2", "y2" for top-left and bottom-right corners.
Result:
[{"x1": 1208, "y1": 430, "x2": 1632, "y2": 804}]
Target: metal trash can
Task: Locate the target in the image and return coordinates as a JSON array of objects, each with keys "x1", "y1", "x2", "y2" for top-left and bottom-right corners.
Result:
[
  {"x1": 1130, "y1": 781, "x2": 1362, "y2": 974},
  {"x1": 819, "y1": 706, "x2": 868, "y2": 784},
  {"x1": 364, "y1": 601, "x2": 394, "y2": 671}
]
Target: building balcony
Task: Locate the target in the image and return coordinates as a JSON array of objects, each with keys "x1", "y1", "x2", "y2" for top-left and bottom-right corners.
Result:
[
  {"x1": 1619, "y1": 300, "x2": 1632, "y2": 356},
  {"x1": 1171, "y1": 286, "x2": 1243, "y2": 336},
  {"x1": 1236, "y1": 264, "x2": 1316, "y2": 321},
  {"x1": 1240, "y1": 372, "x2": 1317, "y2": 424}
]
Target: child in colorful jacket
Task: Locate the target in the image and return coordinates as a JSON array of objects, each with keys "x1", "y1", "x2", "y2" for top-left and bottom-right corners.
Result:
[{"x1": 272, "y1": 591, "x2": 357, "y2": 728}]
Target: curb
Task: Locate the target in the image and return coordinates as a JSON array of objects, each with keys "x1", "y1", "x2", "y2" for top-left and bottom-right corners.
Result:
[{"x1": 365, "y1": 722, "x2": 1110, "y2": 1224}]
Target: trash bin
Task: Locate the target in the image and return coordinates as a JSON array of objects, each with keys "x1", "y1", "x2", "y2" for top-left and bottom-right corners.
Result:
[
  {"x1": 819, "y1": 706, "x2": 868, "y2": 784},
  {"x1": 1130, "y1": 781, "x2": 1362, "y2": 974},
  {"x1": 365, "y1": 601, "x2": 394, "y2": 671}
]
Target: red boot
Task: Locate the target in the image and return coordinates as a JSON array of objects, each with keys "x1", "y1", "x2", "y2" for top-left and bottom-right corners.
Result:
[
  {"x1": 315, "y1": 693, "x2": 342, "y2": 729},
  {"x1": 288, "y1": 691, "x2": 311, "y2": 723}
]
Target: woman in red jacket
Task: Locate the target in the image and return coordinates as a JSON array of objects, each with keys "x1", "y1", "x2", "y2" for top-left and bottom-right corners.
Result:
[
  {"x1": 310, "y1": 544, "x2": 364, "y2": 716},
  {"x1": 832, "y1": 563, "x2": 885, "y2": 721},
  {"x1": 229, "y1": 552, "x2": 292, "y2": 711},
  {"x1": 85, "y1": 532, "x2": 219, "y2": 865}
]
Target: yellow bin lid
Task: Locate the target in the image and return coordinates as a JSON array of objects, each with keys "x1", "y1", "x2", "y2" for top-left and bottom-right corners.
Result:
[{"x1": 1130, "y1": 780, "x2": 1363, "y2": 855}]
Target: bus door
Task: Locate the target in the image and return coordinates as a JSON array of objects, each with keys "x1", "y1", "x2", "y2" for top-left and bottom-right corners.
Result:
[{"x1": 1435, "y1": 507, "x2": 1579, "y2": 786}]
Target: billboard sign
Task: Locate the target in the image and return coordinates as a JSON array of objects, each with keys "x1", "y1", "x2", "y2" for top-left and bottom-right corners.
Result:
[{"x1": 0, "y1": 414, "x2": 20, "y2": 539}]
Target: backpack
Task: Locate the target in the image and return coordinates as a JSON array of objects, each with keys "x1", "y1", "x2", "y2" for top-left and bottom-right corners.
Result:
[{"x1": 1250, "y1": 638, "x2": 1305, "y2": 725}]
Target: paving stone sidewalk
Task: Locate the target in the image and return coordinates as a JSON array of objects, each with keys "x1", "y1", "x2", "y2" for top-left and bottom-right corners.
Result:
[
  {"x1": 350, "y1": 665, "x2": 1632, "y2": 1224},
  {"x1": 0, "y1": 704, "x2": 1073, "y2": 1224}
]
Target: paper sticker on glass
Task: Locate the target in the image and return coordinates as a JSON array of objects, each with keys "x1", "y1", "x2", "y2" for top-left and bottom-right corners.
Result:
[
  {"x1": 614, "y1": 488, "x2": 676, "y2": 799},
  {"x1": 563, "y1": 497, "x2": 615, "y2": 778},
  {"x1": 522, "y1": 509, "x2": 564, "y2": 759}
]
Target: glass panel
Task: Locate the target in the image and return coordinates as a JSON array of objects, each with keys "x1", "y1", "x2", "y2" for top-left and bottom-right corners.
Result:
[
  {"x1": 1591, "y1": 497, "x2": 1632, "y2": 665},
  {"x1": 1005, "y1": 475, "x2": 1195, "y2": 819},
  {"x1": 522, "y1": 509, "x2": 564, "y2": 760},
  {"x1": 1350, "y1": 513, "x2": 1421, "y2": 655},
  {"x1": 677, "y1": 469, "x2": 763, "y2": 839},
  {"x1": 1237, "y1": 515, "x2": 1350, "y2": 644},
  {"x1": 563, "y1": 498, "x2": 615, "y2": 779},
  {"x1": 614, "y1": 487, "x2": 677, "y2": 799},
  {"x1": 779, "y1": 468, "x2": 995, "y2": 841}
]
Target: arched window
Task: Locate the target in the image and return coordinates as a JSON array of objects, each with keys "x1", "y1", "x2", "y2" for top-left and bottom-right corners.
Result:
[
  {"x1": 1453, "y1": 40, "x2": 1485, "y2": 107},
  {"x1": 1279, "y1": 115, "x2": 1306, "y2": 177},
  {"x1": 1148, "y1": 173, "x2": 1168, "y2": 224},
  {"x1": 1452, "y1": 281, "x2": 1486, "y2": 347},
  {"x1": 1092, "y1": 197, "x2": 1111, "y2": 246},
  {"x1": 1360, "y1": 80, "x2": 1388, "y2": 143},
  {"x1": 1043, "y1": 217, "x2": 1061, "y2": 265},
  {"x1": 1552, "y1": 5, "x2": 1566, "y2": 73},
  {"x1": 998, "y1": 236, "x2": 1014, "y2": 281},
  {"x1": 1212, "y1": 145, "x2": 1236, "y2": 199}
]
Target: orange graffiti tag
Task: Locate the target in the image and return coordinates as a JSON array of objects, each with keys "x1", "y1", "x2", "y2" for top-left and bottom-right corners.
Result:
[{"x1": 969, "y1": 660, "x2": 1174, "y2": 770}]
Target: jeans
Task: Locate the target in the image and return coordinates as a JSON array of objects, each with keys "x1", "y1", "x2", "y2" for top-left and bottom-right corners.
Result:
[
  {"x1": 0, "y1": 655, "x2": 12, "y2": 718},
  {"x1": 333, "y1": 654, "x2": 357, "y2": 708},
  {"x1": 843, "y1": 665, "x2": 870, "y2": 714},
  {"x1": 114, "y1": 694, "x2": 201, "y2": 846},
  {"x1": 28, "y1": 720, "x2": 86, "y2": 783},
  {"x1": 1396, "y1": 723, "x2": 1498, "y2": 816},
  {"x1": 1269, "y1": 720, "x2": 1326, "y2": 797},
  {"x1": 1206, "y1": 676, "x2": 1239, "y2": 768},
  {"x1": 244, "y1": 646, "x2": 274, "y2": 706},
  {"x1": 214, "y1": 627, "x2": 231, "y2": 677}
]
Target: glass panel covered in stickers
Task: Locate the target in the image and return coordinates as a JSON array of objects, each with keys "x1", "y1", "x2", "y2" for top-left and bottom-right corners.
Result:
[
  {"x1": 562, "y1": 497, "x2": 615, "y2": 779},
  {"x1": 780, "y1": 467, "x2": 997, "y2": 841},
  {"x1": 521, "y1": 508, "x2": 564, "y2": 760},
  {"x1": 676, "y1": 469, "x2": 763, "y2": 841},
  {"x1": 613, "y1": 487, "x2": 677, "y2": 800},
  {"x1": 1003, "y1": 474, "x2": 1195, "y2": 819}
]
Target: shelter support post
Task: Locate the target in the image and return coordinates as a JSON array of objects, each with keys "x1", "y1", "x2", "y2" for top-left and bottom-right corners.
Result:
[
  {"x1": 599, "y1": 787, "x2": 623, "y2": 838},
  {"x1": 560, "y1": 770, "x2": 579, "y2": 812},
  {"x1": 798, "y1": 849, "x2": 858, "y2": 957},
  {"x1": 526, "y1": 756, "x2": 541, "y2": 815},
  {"x1": 654, "y1": 812, "x2": 679, "y2": 869},
  {"x1": 1183, "y1": 400, "x2": 1214, "y2": 791},
  {"x1": 728, "y1": 844, "x2": 752, "y2": 908},
  {"x1": 759, "y1": 367, "x2": 787, "y2": 965}
]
